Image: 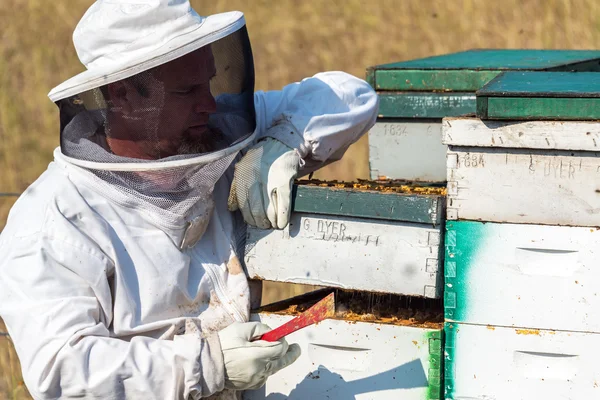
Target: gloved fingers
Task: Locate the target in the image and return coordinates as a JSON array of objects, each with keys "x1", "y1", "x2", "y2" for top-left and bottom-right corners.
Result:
[
  {"x1": 236, "y1": 182, "x2": 259, "y2": 228},
  {"x1": 246, "y1": 181, "x2": 270, "y2": 229},
  {"x1": 266, "y1": 186, "x2": 278, "y2": 230},
  {"x1": 274, "y1": 180, "x2": 293, "y2": 230},
  {"x1": 227, "y1": 176, "x2": 239, "y2": 212},
  {"x1": 229, "y1": 321, "x2": 273, "y2": 341},
  {"x1": 219, "y1": 322, "x2": 270, "y2": 343},
  {"x1": 265, "y1": 343, "x2": 302, "y2": 376},
  {"x1": 249, "y1": 336, "x2": 290, "y2": 355},
  {"x1": 267, "y1": 150, "x2": 300, "y2": 230},
  {"x1": 241, "y1": 339, "x2": 289, "y2": 361},
  {"x1": 247, "y1": 322, "x2": 273, "y2": 340},
  {"x1": 222, "y1": 322, "x2": 290, "y2": 348}
]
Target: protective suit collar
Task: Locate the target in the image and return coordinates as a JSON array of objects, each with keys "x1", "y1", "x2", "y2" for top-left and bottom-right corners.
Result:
[{"x1": 53, "y1": 147, "x2": 224, "y2": 249}]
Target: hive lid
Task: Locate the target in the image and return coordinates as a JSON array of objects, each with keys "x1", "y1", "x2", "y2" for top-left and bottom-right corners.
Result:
[
  {"x1": 368, "y1": 49, "x2": 600, "y2": 92},
  {"x1": 476, "y1": 71, "x2": 600, "y2": 121}
]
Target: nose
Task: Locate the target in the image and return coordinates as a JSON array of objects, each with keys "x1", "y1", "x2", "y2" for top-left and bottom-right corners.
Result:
[{"x1": 194, "y1": 90, "x2": 217, "y2": 114}]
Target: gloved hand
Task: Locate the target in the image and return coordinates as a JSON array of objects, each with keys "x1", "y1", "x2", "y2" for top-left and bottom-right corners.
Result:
[
  {"x1": 228, "y1": 137, "x2": 301, "y2": 229},
  {"x1": 218, "y1": 321, "x2": 301, "y2": 391}
]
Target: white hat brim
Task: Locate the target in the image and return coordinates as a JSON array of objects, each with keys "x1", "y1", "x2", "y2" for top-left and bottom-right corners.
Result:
[{"x1": 48, "y1": 11, "x2": 245, "y2": 102}]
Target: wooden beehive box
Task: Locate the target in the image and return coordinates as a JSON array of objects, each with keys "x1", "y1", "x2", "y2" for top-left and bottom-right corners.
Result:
[
  {"x1": 443, "y1": 73, "x2": 600, "y2": 227},
  {"x1": 442, "y1": 70, "x2": 600, "y2": 400},
  {"x1": 444, "y1": 220, "x2": 600, "y2": 333},
  {"x1": 445, "y1": 322, "x2": 600, "y2": 399},
  {"x1": 244, "y1": 290, "x2": 443, "y2": 400},
  {"x1": 244, "y1": 181, "x2": 446, "y2": 298},
  {"x1": 477, "y1": 71, "x2": 600, "y2": 121},
  {"x1": 367, "y1": 50, "x2": 600, "y2": 182}
]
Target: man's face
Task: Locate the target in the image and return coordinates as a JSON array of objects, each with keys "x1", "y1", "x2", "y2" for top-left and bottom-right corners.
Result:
[{"x1": 106, "y1": 45, "x2": 227, "y2": 159}]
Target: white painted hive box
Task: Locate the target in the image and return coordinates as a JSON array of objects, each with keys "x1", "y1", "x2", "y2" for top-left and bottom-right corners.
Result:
[
  {"x1": 244, "y1": 312, "x2": 443, "y2": 400},
  {"x1": 443, "y1": 118, "x2": 600, "y2": 227},
  {"x1": 369, "y1": 120, "x2": 447, "y2": 182},
  {"x1": 244, "y1": 184, "x2": 446, "y2": 298},
  {"x1": 445, "y1": 220, "x2": 600, "y2": 333},
  {"x1": 445, "y1": 322, "x2": 600, "y2": 400}
]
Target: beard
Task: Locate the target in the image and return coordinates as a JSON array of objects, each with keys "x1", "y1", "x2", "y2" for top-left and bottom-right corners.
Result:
[{"x1": 178, "y1": 125, "x2": 230, "y2": 155}]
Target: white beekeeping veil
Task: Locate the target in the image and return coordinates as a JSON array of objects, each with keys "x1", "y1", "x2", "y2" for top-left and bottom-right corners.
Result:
[{"x1": 48, "y1": 1, "x2": 256, "y2": 230}]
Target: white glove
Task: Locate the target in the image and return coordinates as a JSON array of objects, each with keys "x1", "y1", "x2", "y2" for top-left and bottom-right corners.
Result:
[
  {"x1": 218, "y1": 321, "x2": 301, "y2": 391},
  {"x1": 228, "y1": 138, "x2": 301, "y2": 229}
]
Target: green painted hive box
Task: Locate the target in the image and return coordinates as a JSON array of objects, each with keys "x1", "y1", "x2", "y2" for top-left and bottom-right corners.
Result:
[
  {"x1": 477, "y1": 71, "x2": 600, "y2": 120},
  {"x1": 367, "y1": 50, "x2": 600, "y2": 182}
]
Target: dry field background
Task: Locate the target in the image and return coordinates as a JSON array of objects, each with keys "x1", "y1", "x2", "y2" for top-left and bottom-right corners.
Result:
[{"x1": 1, "y1": 0, "x2": 599, "y2": 397}]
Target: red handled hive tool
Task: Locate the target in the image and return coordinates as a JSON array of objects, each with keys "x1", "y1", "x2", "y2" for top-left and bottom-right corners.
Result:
[{"x1": 258, "y1": 292, "x2": 335, "y2": 342}]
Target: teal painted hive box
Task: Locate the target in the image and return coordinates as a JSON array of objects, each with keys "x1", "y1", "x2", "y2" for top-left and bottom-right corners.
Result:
[
  {"x1": 367, "y1": 49, "x2": 600, "y2": 182},
  {"x1": 477, "y1": 71, "x2": 600, "y2": 120}
]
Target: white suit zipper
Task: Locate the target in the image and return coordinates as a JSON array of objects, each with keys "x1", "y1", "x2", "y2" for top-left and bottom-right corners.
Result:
[{"x1": 190, "y1": 250, "x2": 247, "y2": 323}]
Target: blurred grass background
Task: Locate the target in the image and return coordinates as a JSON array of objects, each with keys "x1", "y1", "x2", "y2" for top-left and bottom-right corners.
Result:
[{"x1": 1, "y1": 0, "x2": 599, "y2": 397}]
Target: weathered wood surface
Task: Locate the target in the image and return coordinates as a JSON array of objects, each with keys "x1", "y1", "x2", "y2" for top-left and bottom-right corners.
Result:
[
  {"x1": 245, "y1": 212, "x2": 443, "y2": 297},
  {"x1": 445, "y1": 220, "x2": 600, "y2": 332},
  {"x1": 245, "y1": 313, "x2": 442, "y2": 400},
  {"x1": 445, "y1": 322, "x2": 600, "y2": 400},
  {"x1": 369, "y1": 120, "x2": 447, "y2": 182},
  {"x1": 442, "y1": 117, "x2": 600, "y2": 151},
  {"x1": 478, "y1": 96, "x2": 600, "y2": 121},
  {"x1": 478, "y1": 71, "x2": 600, "y2": 97},
  {"x1": 292, "y1": 185, "x2": 444, "y2": 225},
  {"x1": 374, "y1": 69, "x2": 500, "y2": 92},
  {"x1": 368, "y1": 49, "x2": 600, "y2": 91},
  {"x1": 377, "y1": 92, "x2": 475, "y2": 119},
  {"x1": 477, "y1": 72, "x2": 600, "y2": 120},
  {"x1": 446, "y1": 146, "x2": 600, "y2": 227}
]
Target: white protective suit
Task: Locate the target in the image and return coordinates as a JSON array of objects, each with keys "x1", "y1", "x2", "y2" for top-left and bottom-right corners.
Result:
[
  {"x1": 0, "y1": 1, "x2": 378, "y2": 399},
  {"x1": 0, "y1": 76, "x2": 378, "y2": 399}
]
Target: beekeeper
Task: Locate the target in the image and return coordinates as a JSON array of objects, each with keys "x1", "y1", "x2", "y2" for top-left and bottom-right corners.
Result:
[{"x1": 0, "y1": 1, "x2": 378, "y2": 399}]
